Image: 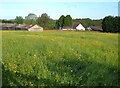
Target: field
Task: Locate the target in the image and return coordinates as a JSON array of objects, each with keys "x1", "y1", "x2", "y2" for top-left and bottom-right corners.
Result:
[{"x1": 1, "y1": 30, "x2": 119, "y2": 86}]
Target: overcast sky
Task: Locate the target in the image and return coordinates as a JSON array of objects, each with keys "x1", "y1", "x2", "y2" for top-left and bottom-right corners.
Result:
[{"x1": 0, "y1": 0, "x2": 119, "y2": 20}]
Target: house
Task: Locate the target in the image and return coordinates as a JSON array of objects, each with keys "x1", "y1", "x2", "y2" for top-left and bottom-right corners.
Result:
[
  {"x1": 28, "y1": 24, "x2": 43, "y2": 32},
  {"x1": 87, "y1": 26, "x2": 103, "y2": 31},
  {"x1": 75, "y1": 23, "x2": 85, "y2": 31},
  {"x1": 61, "y1": 23, "x2": 85, "y2": 31}
]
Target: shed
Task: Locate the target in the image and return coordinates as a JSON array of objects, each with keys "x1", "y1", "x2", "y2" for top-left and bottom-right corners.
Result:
[
  {"x1": 15, "y1": 24, "x2": 28, "y2": 30},
  {"x1": 75, "y1": 24, "x2": 85, "y2": 30},
  {"x1": 87, "y1": 26, "x2": 103, "y2": 31},
  {"x1": 28, "y1": 25, "x2": 43, "y2": 32},
  {"x1": 2, "y1": 23, "x2": 17, "y2": 30},
  {"x1": 87, "y1": 27, "x2": 92, "y2": 31}
]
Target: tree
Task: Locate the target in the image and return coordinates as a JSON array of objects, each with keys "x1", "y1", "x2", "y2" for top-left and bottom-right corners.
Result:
[
  {"x1": 15, "y1": 16, "x2": 24, "y2": 24},
  {"x1": 64, "y1": 15, "x2": 72, "y2": 27},
  {"x1": 24, "y1": 19, "x2": 37, "y2": 25},
  {"x1": 114, "y1": 16, "x2": 120, "y2": 32},
  {"x1": 46, "y1": 19, "x2": 56, "y2": 30},
  {"x1": 58, "y1": 15, "x2": 65, "y2": 28},
  {"x1": 2, "y1": 19, "x2": 14, "y2": 23},
  {"x1": 37, "y1": 13, "x2": 50, "y2": 28},
  {"x1": 55, "y1": 15, "x2": 73, "y2": 29},
  {"x1": 25, "y1": 13, "x2": 37, "y2": 20},
  {"x1": 102, "y1": 16, "x2": 113, "y2": 32},
  {"x1": 118, "y1": 16, "x2": 120, "y2": 32},
  {"x1": 24, "y1": 13, "x2": 37, "y2": 24},
  {"x1": 55, "y1": 15, "x2": 65, "y2": 29},
  {"x1": 55, "y1": 20, "x2": 60, "y2": 29},
  {"x1": 102, "y1": 16, "x2": 120, "y2": 33}
]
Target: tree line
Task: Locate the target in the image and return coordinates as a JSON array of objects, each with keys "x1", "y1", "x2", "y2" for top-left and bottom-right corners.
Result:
[
  {"x1": 1, "y1": 13, "x2": 56, "y2": 30},
  {"x1": 2, "y1": 13, "x2": 119, "y2": 33},
  {"x1": 1, "y1": 13, "x2": 102, "y2": 30},
  {"x1": 102, "y1": 16, "x2": 120, "y2": 33}
]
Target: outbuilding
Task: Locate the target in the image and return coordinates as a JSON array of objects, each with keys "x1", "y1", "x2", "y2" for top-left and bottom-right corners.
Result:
[
  {"x1": 28, "y1": 25, "x2": 43, "y2": 32},
  {"x1": 76, "y1": 23, "x2": 85, "y2": 31},
  {"x1": 87, "y1": 26, "x2": 103, "y2": 31}
]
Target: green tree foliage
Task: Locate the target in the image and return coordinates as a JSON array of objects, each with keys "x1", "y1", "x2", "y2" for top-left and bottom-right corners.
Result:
[
  {"x1": 24, "y1": 13, "x2": 37, "y2": 25},
  {"x1": 44, "y1": 19, "x2": 56, "y2": 30},
  {"x1": 55, "y1": 20, "x2": 60, "y2": 29},
  {"x1": 24, "y1": 19, "x2": 37, "y2": 25},
  {"x1": 102, "y1": 16, "x2": 120, "y2": 33},
  {"x1": 58, "y1": 15, "x2": 65, "y2": 27},
  {"x1": 55, "y1": 15, "x2": 65, "y2": 29},
  {"x1": 15, "y1": 16, "x2": 24, "y2": 24},
  {"x1": 114, "y1": 16, "x2": 120, "y2": 32},
  {"x1": 55, "y1": 15, "x2": 72, "y2": 29},
  {"x1": 64, "y1": 15, "x2": 72, "y2": 26},
  {"x1": 37, "y1": 13, "x2": 50, "y2": 29},
  {"x1": 102, "y1": 16, "x2": 113, "y2": 32},
  {"x1": 2, "y1": 19, "x2": 15, "y2": 23},
  {"x1": 25, "y1": 13, "x2": 37, "y2": 20}
]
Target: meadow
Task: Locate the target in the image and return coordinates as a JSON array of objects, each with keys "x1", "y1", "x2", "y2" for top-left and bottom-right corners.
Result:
[{"x1": 1, "y1": 30, "x2": 119, "y2": 86}]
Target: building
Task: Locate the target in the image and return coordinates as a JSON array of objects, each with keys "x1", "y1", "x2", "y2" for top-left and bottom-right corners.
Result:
[
  {"x1": 28, "y1": 25, "x2": 43, "y2": 32},
  {"x1": 1, "y1": 23, "x2": 17, "y2": 30},
  {"x1": 0, "y1": 23, "x2": 43, "y2": 32},
  {"x1": 75, "y1": 23, "x2": 85, "y2": 31},
  {"x1": 87, "y1": 26, "x2": 103, "y2": 31},
  {"x1": 61, "y1": 23, "x2": 85, "y2": 31},
  {"x1": 87, "y1": 27, "x2": 92, "y2": 31},
  {"x1": 15, "y1": 24, "x2": 28, "y2": 30}
]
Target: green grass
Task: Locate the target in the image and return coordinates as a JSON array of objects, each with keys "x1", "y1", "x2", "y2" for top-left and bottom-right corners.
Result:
[{"x1": 1, "y1": 31, "x2": 119, "y2": 86}]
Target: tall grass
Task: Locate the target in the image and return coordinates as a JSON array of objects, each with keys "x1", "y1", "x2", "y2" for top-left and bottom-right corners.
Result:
[{"x1": 2, "y1": 31, "x2": 118, "y2": 86}]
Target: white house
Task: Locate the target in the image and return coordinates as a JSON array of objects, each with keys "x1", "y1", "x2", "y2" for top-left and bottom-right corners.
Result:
[
  {"x1": 76, "y1": 24, "x2": 85, "y2": 31},
  {"x1": 28, "y1": 25, "x2": 43, "y2": 32}
]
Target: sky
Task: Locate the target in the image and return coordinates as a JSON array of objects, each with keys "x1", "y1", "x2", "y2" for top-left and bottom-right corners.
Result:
[{"x1": 0, "y1": 0, "x2": 119, "y2": 20}]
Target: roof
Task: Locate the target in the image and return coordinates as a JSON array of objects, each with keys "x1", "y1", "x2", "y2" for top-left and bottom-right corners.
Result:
[
  {"x1": 89, "y1": 26, "x2": 103, "y2": 31},
  {"x1": 87, "y1": 27, "x2": 92, "y2": 30},
  {"x1": 0, "y1": 23, "x2": 43, "y2": 30},
  {"x1": 2, "y1": 23, "x2": 17, "y2": 27},
  {"x1": 72, "y1": 22, "x2": 80, "y2": 29}
]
